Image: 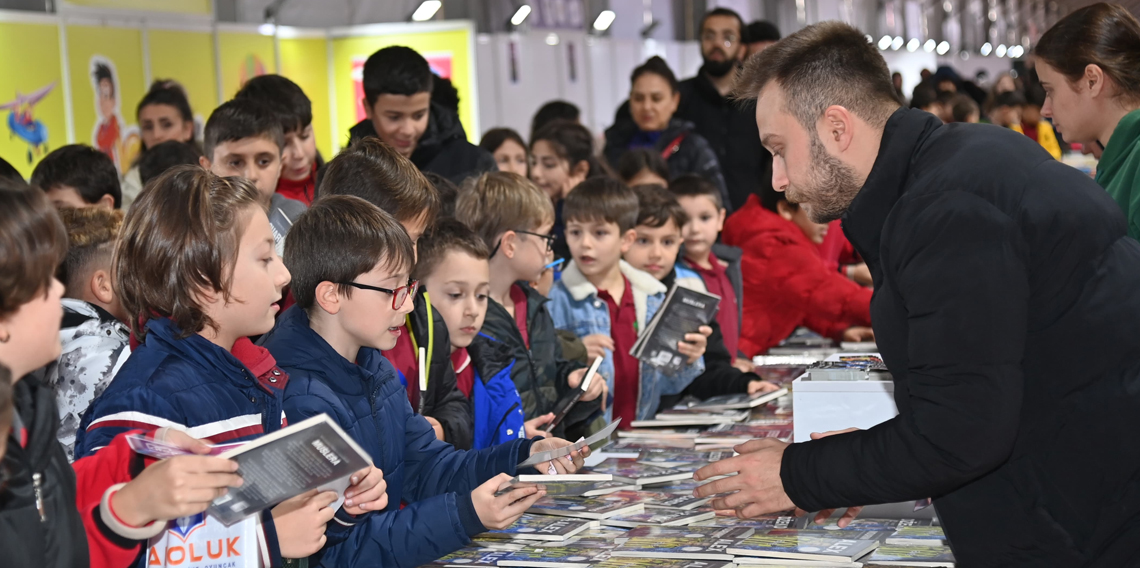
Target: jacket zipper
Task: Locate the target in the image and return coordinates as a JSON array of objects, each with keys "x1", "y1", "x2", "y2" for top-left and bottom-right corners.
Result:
[
  {"x1": 491, "y1": 402, "x2": 521, "y2": 442},
  {"x1": 33, "y1": 472, "x2": 46, "y2": 522}
]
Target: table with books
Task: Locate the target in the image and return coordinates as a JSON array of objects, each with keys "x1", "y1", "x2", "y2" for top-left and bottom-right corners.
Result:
[{"x1": 421, "y1": 348, "x2": 954, "y2": 568}]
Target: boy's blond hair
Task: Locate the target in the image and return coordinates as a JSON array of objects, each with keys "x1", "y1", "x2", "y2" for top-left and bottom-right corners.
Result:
[{"x1": 455, "y1": 171, "x2": 555, "y2": 251}]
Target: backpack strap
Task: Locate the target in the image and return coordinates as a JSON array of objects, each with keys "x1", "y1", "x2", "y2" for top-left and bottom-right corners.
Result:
[{"x1": 660, "y1": 133, "x2": 687, "y2": 160}]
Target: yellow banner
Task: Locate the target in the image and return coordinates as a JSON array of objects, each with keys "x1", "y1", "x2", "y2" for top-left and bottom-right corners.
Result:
[
  {"x1": 63, "y1": 0, "x2": 212, "y2": 16},
  {"x1": 66, "y1": 24, "x2": 146, "y2": 175},
  {"x1": 217, "y1": 32, "x2": 276, "y2": 101},
  {"x1": 146, "y1": 28, "x2": 218, "y2": 135},
  {"x1": 279, "y1": 37, "x2": 332, "y2": 161},
  {"x1": 0, "y1": 22, "x2": 67, "y2": 178}
]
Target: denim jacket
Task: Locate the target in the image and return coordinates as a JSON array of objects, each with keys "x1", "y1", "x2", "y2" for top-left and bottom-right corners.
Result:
[{"x1": 546, "y1": 260, "x2": 705, "y2": 420}]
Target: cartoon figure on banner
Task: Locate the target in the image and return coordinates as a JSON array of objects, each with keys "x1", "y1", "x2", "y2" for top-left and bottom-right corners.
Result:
[
  {"x1": 1, "y1": 82, "x2": 54, "y2": 163},
  {"x1": 352, "y1": 51, "x2": 453, "y2": 122},
  {"x1": 89, "y1": 56, "x2": 140, "y2": 174},
  {"x1": 239, "y1": 54, "x2": 267, "y2": 88}
]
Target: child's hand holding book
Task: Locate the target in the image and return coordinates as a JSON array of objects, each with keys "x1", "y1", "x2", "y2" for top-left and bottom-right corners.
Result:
[
  {"x1": 472, "y1": 473, "x2": 547, "y2": 530},
  {"x1": 676, "y1": 325, "x2": 713, "y2": 364},
  {"x1": 342, "y1": 465, "x2": 388, "y2": 515}
]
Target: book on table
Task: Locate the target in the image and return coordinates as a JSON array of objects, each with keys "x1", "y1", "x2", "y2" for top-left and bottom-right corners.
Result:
[
  {"x1": 528, "y1": 494, "x2": 646, "y2": 520},
  {"x1": 884, "y1": 526, "x2": 948, "y2": 547},
  {"x1": 631, "y1": 285, "x2": 720, "y2": 371},
  {"x1": 864, "y1": 544, "x2": 955, "y2": 566},
  {"x1": 726, "y1": 533, "x2": 880, "y2": 563},
  {"x1": 477, "y1": 514, "x2": 594, "y2": 541},
  {"x1": 610, "y1": 525, "x2": 755, "y2": 561},
  {"x1": 587, "y1": 458, "x2": 702, "y2": 486},
  {"x1": 616, "y1": 489, "x2": 711, "y2": 510},
  {"x1": 599, "y1": 506, "x2": 716, "y2": 528},
  {"x1": 496, "y1": 538, "x2": 618, "y2": 568},
  {"x1": 671, "y1": 387, "x2": 790, "y2": 412},
  {"x1": 427, "y1": 547, "x2": 517, "y2": 567},
  {"x1": 633, "y1": 410, "x2": 750, "y2": 428},
  {"x1": 592, "y1": 558, "x2": 737, "y2": 568},
  {"x1": 535, "y1": 479, "x2": 639, "y2": 497}
]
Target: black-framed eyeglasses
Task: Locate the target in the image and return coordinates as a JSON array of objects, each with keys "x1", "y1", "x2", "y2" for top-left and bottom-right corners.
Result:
[
  {"x1": 489, "y1": 229, "x2": 556, "y2": 258},
  {"x1": 341, "y1": 280, "x2": 420, "y2": 310}
]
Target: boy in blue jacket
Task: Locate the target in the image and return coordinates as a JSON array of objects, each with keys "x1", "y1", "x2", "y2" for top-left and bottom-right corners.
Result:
[
  {"x1": 546, "y1": 178, "x2": 710, "y2": 424},
  {"x1": 261, "y1": 195, "x2": 589, "y2": 568}
]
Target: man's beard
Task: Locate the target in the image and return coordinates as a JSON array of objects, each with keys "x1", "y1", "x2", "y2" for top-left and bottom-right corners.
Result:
[
  {"x1": 787, "y1": 135, "x2": 863, "y2": 224},
  {"x1": 702, "y1": 49, "x2": 739, "y2": 78}
]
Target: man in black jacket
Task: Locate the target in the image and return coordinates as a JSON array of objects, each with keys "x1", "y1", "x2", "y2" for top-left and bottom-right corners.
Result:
[
  {"x1": 349, "y1": 46, "x2": 496, "y2": 185},
  {"x1": 675, "y1": 8, "x2": 774, "y2": 212},
  {"x1": 694, "y1": 22, "x2": 1140, "y2": 566}
]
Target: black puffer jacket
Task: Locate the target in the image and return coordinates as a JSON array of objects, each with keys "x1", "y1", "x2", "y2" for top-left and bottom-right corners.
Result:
[
  {"x1": 1, "y1": 376, "x2": 88, "y2": 568},
  {"x1": 473, "y1": 282, "x2": 599, "y2": 440},
  {"x1": 603, "y1": 117, "x2": 731, "y2": 213},
  {"x1": 349, "y1": 102, "x2": 496, "y2": 185}
]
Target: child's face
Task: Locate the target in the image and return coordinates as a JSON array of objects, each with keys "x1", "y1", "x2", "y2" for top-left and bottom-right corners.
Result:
[
  {"x1": 423, "y1": 250, "x2": 490, "y2": 350},
  {"x1": 98, "y1": 79, "x2": 115, "y2": 118},
  {"x1": 204, "y1": 137, "x2": 282, "y2": 206},
  {"x1": 677, "y1": 195, "x2": 725, "y2": 262},
  {"x1": 366, "y1": 93, "x2": 431, "y2": 159},
  {"x1": 493, "y1": 139, "x2": 529, "y2": 178},
  {"x1": 202, "y1": 206, "x2": 291, "y2": 344},
  {"x1": 530, "y1": 140, "x2": 577, "y2": 201},
  {"x1": 281, "y1": 125, "x2": 318, "y2": 182},
  {"x1": 1022, "y1": 104, "x2": 1041, "y2": 125},
  {"x1": 0, "y1": 277, "x2": 63, "y2": 378},
  {"x1": 400, "y1": 213, "x2": 429, "y2": 260},
  {"x1": 139, "y1": 103, "x2": 193, "y2": 149},
  {"x1": 565, "y1": 219, "x2": 635, "y2": 280},
  {"x1": 44, "y1": 185, "x2": 113, "y2": 211},
  {"x1": 779, "y1": 203, "x2": 829, "y2": 245},
  {"x1": 624, "y1": 220, "x2": 682, "y2": 281},
  {"x1": 504, "y1": 221, "x2": 554, "y2": 283},
  {"x1": 339, "y1": 261, "x2": 416, "y2": 352}
]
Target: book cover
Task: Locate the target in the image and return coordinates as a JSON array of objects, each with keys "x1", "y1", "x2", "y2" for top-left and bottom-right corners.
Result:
[
  {"x1": 611, "y1": 525, "x2": 755, "y2": 561},
  {"x1": 496, "y1": 539, "x2": 616, "y2": 567},
  {"x1": 514, "y1": 473, "x2": 614, "y2": 483},
  {"x1": 537, "y1": 479, "x2": 638, "y2": 498},
  {"x1": 677, "y1": 388, "x2": 790, "y2": 412},
  {"x1": 207, "y1": 414, "x2": 372, "y2": 525},
  {"x1": 727, "y1": 533, "x2": 879, "y2": 562},
  {"x1": 479, "y1": 514, "x2": 593, "y2": 541},
  {"x1": 865, "y1": 544, "x2": 955, "y2": 566},
  {"x1": 632, "y1": 285, "x2": 721, "y2": 371},
  {"x1": 884, "y1": 526, "x2": 948, "y2": 547},
  {"x1": 638, "y1": 449, "x2": 736, "y2": 467},
  {"x1": 529, "y1": 495, "x2": 646, "y2": 520},
  {"x1": 600, "y1": 506, "x2": 716, "y2": 528},
  {"x1": 807, "y1": 518, "x2": 933, "y2": 532},
  {"x1": 634, "y1": 491, "x2": 713, "y2": 510},
  {"x1": 611, "y1": 438, "x2": 697, "y2": 451},
  {"x1": 632, "y1": 412, "x2": 748, "y2": 428},
  {"x1": 593, "y1": 558, "x2": 737, "y2": 568},
  {"x1": 618, "y1": 428, "x2": 703, "y2": 439},
  {"x1": 694, "y1": 423, "x2": 795, "y2": 445},
  {"x1": 429, "y1": 547, "x2": 516, "y2": 567},
  {"x1": 694, "y1": 514, "x2": 803, "y2": 530},
  {"x1": 544, "y1": 356, "x2": 604, "y2": 433},
  {"x1": 768, "y1": 528, "x2": 893, "y2": 542},
  {"x1": 588, "y1": 458, "x2": 701, "y2": 486}
]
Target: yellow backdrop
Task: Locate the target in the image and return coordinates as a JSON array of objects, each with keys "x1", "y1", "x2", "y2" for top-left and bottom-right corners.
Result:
[
  {"x1": 146, "y1": 28, "x2": 218, "y2": 135},
  {"x1": 63, "y1": 0, "x2": 212, "y2": 15},
  {"x1": 0, "y1": 22, "x2": 67, "y2": 178},
  {"x1": 217, "y1": 31, "x2": 276, "y2": 101},
  {"x1": 279, "y1": 37, "x2": 332, "y2": 160}
]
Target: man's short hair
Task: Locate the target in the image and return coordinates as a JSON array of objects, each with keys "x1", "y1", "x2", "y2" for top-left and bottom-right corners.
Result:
[
  {"x1": 235, "y1": 74, "x2": 313, "y2": 134},
  {"x1": 734, "y1": 21, "x2": 900, "y2": 131},
  {"x1": 139, "y1": 141, "x2": 203, "y2": 187},
  {"x1": 318, "y1": 137, "x2": 439, "y2": 225},
  {"x1": 285, "y1": 195, "x2": 415, "y2": 312},
  {"x1": 31, "y1": 145, "x2": 122, "y2": 209},
  {"x1": 57, "y1": 207, "x2": 124, "y2": 297},
  {"x1": 745, "y1": 20, "x2": 781, "y2": 43},
  {"x1": 455, "y1": 171, "x2": 553, "y2": 250},
  {"x1": 202, "y1": 99, "x2": 284, "y2": 159},
  {"x1": 115, "y1": 165, "x2": 263, "y2": 340},
  {"x1": 562, "y1": 177, "x2": 639, "y2": 234},
  {"x1": 633, "y1": 183, "x2": 688, "y2": 231},
  {"x1": 0, "y1": 179, "x2": 67, "y2": 319},
  {"x1": 668, "y1": 173, "x2": 724, "y2": 210},
  {"x1": 362, "y1": 46, "x2": 433, "y2": 107},
  {"x1": 413, "y1": 217, "x2": 490, "y2": 282},
  {"x1": 701, "y1": 7, "x2": 744, "y2": 36}
]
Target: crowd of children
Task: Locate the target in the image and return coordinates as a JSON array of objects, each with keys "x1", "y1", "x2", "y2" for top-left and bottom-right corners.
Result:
[{"x1": 2, "y1": 3, "x2": 1139, "y2": 567}]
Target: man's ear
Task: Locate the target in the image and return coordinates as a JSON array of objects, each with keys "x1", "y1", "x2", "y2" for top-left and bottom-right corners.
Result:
[
  {"x1": 314, "y1": 281, "x2": 343, "y2": 315},
  {"x1": 198, "y1": 155, "x2": 212, "y2": 170},
  {"x1": 499, "y1": 230, "x2": 519, "y2": 259},
  {"x1": 820, "y1": 105, "x2": 855, "y2": 153},
  {"x1": 90, "y1": 269, "x2": 115, "y2": 305},
  {"x1": 620, "y1": 228, "x2": 638, "y2": 254}
]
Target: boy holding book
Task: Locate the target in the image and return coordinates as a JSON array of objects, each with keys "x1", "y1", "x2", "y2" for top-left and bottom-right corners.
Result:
[
  {"x1": 262, "y1": 195, "x2": 588, "y2": 568},
  {"x1": 318, "y1": 137, "x2": 474, "y2": 448},
  {"x1": 455, "y1": 172, "x2": 606, "y2": 440},
  {"x1": 623, "y1": 184, "x2": 779, "y2": 406},
  {"x1": 546, "y1": 178, "x2": 709, "y2": 424}
]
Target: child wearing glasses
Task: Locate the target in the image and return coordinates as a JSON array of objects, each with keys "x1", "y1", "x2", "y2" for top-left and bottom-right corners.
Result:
[
  {"x1": 456, "y1": 172, "x2": 607, "y2": 441},
  {"x1": 261, "y1": 195, "x2": 588, "y2": 568},
  {"x1": 317, "y1": 137, "x2": 475, "y2": 449}
]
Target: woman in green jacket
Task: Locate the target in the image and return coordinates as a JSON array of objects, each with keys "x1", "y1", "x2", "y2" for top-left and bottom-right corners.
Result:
[{"x1": 1035, "y1": 2, "x2": 1140, "y2": 238}]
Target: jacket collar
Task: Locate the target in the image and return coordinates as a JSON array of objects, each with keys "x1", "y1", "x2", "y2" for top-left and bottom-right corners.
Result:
[
  {"x1": 1097, "y1": 108, "x2": 1140, "y2": 187},
  {"x1": 61, "y1": 298, "x2": 121, "y2": 330},
  {"x1": 842, "y1": 108, "x2": 943, "y2": 265},
  {"x1": 561, "y1": 259, "x2": 666, "y2": 327},
  {"x1": 144, "y1": 318, "x2": 255, "y2": 381},
  {"x1": 710, "y1": 242, "x2": 742, "y2": 263},
  {"x1": 263, "y1": 306, "x2": 391, "y2": 395}
]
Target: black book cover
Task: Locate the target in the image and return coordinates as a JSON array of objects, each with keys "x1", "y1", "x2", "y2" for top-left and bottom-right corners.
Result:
[{"x1": 632, "y1": 285, "x2": 720, "y2": 372}]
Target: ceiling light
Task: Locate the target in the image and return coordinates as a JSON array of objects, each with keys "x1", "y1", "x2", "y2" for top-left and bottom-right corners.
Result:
[
  {"x1": 995, "y1": 44, "x2": 1007, "y2": 57},
  {"x1": 411, "y1": 1, "x2": 441, "y2": 22},
  {"x1": 545, "y1": 33, "x2": 560, "y2": 45},
  {"x1": 891, "y1": 36, "x2": 904, "y2": 50},
  {"x1": 907, "y1": 38, "x2": 920, "y2": 52},
  {"x1": 980, "y1": 42, "x2": 992, "y2": 55},
  {"x1": 878, "y1": 35, "x2": 892, "y2": 50},
  {"x1": 510, "y1": 5, "x2": 531, "y2": 26},
  {"x1": 257, "y1": 23, "x2": 275, "y2": 36},
  {"x1": 936, "y1": 41, "x2": 950, "y2": 55},
  {"x1": 924, "y1": 39, "x2": 936, "y2": 52},
  {"x1": 593, "y1": 10, "x2": 616, "y2": 31}
]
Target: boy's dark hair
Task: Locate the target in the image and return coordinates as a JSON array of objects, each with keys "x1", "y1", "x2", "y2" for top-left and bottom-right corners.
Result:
[
  {"x1": 735, "y1": 21, "x2": 900, "y2": 131},
  {"x1": 633, "y1": 183, "x2": 688, "y2": 230},
  {"x1": 0, "y1": 156, "x2": 23, "y2": 185},
  {"x1": 93, "y1": 62, "x2": 114, "y2": 95},
  {"x1": 31, "y1": 144, "x2": 122, "y2": 209},
  {"x1": 202, "y1": 98, "x2": 284, "y2": 160},
  {"x1": 455, "y1": 171, "x2": 554, "y2": 250},
  {"x1": 993, "y1": 91, "x2": 1027, "y2": 109},
  {"x1": 746, "y1": 20, "x2": 781, "y2": 43},
  {"x1": 617, "y1": 149, "x2": 670, "y2": 185},
  {"x1": 235, "y1": 74, "x2": 313, "y2": 134},
  {"x1": 116, "y1": 165, "x2": 262, "y2": 340},
  {"x1": 318, "y1": 137, "x2": 439, "y2": 225},
  {"x1": 139, "y1": 141, "x2": 203, "y2": 187},
  {"x1": 631, "y1": 56, "x2": 679, "y2": 93},
  {"x1": 669, "y1": 173, "x2": 723, "y2": 210},
  {"x1": 531, "y1": 120, "x2": 607, "y2": 180},
  {"x1": 362, "y1": 46, "x2": 433, "y2": 107},
  {"x1": 950, "y1": 94, "x2": 980, "y2": 122},
  {"x1": 479, "y1": 127, "x2": 526, "y2": 155},
  {"x1": 531, "y1": 101, "x2": 580, "y2": 140},
  {"x1": 285, "y1": 195, "x2": 415, "y2": 312},
  {"x1": 413, "y1": 217, "x2": 490, "y2": 282},
  {"x1": 0, "y1": 179, "x2": 67, "y2": 319},
  {"x1": 423, "y1": 171, "x2": 459, "y2": 218},
  {"x1": 136, "y1": 79, "x2": 194, "y2": 146},
  {"x1": 701, "y1": 7, "x2": 745, "y2": 37},
  {"x1": 57, "y1": 207, "x2": 124, "y2": 298},
  {"x1": 563, "y1": 177, "x2": 639, "y2": 233}
]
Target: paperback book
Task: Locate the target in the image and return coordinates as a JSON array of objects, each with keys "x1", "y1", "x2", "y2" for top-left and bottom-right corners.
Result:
[
  {"x1": 536, "y1": 479, "x2": 639, "y2": 497},
  {"x1": 611, "y1": 525, "x2": 755, "y2": 561},
  {"x1": 429, "y1": 547, "x2": 516, "y2": 567},
  {"x1": 631, "y1": 285, "x2": 720, "y2": 372},
  {"x1": 618, "y1": 428, "x2": 703, "y2": 439},
  {"x1": 588, "y1": 458, "x2": 702, "y2": 486},
  {"x1": 479, "y1": 514, "x2": 594, "y2": 541},
  {"x1": 631, "y1": 490, "x2": 713, "y2": 510},
  {"x1": 694, "y1": 514, "x2": 803, "y2": 530},
  {"x1": 884, "y1": 526, "x2": 948, "y2": 547},
  {"x1": 726, "y1": 533, "x2": 880, "y2": 563},
  {"x1": 673, "y1": 388, "x2": 790, "y2": 412},
  {"x1": 528, "y1": 494, "x2": 646, "y2": 520},
  {"x1": 610, "y1": 438, "x2": 698, "y2": 451},
  {"x1": 807, "y1": 518, "x2": 933, "y2": 532},
  {"x1": 593, "y1": 559, "x2": 737, "y2": 568},
  {"x1": 600, "y1": 506, "x2": 716, "y2": 528},
  {"x1": 633, "y1": 411, "x2": 749, "y2": 429},
  {"x1": 865, "y1": 545, "x2": 955, "y2": 566},
  {"x1": 694, "y1": 423, "x2": 795, "y2": 445},
  {"x1": 497, "y1": 539, "x2": 616, "y2": 568}
]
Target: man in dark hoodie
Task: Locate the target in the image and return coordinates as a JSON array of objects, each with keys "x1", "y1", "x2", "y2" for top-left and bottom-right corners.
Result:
[{"x1": 349, "y1": 46, "x2": 496, "y2": 185}]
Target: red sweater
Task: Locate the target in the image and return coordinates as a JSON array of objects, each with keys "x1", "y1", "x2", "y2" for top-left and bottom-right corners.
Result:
[
  {"x1": 722, "y1": 195, "x2": 873, "y2": 356},
  {"x1": 275, "y1": 164, "x2": 317, "y2": 206}
]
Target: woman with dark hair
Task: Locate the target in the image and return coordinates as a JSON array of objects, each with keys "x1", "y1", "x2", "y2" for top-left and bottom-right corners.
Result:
[
  {"x1": 529, "y1": 120, "x2": 608, "y2": 260},
  {"x1": 1036, "y1": 2, "x2": 1140, "y2": 237},
  {"x1": 479, "y1": 127, "x2": 529, "y2": 177},
  {"x1": 603, "y1": 56, "x2": 731, "y2": 212},
  {"x1": 121, "y1": 80, "x2": 195, "y2": 208}
]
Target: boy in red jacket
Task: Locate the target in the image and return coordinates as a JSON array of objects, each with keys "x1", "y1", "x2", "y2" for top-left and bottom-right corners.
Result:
[{"x1": 722, "y1": 184, "x2": 874, "y2": 356}]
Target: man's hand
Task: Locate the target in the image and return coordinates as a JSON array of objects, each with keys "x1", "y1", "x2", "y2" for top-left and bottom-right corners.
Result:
[
  {"x1": 424, "y1": 416, "x2": 445, "y2": 441},
  {"x1": 581, "y1": 334, "x2": 614, "y2": 361},
  {"x1": 747, "y1": 380, "x2": 780, "y2": 395},
  {"x1": 692, "y1": 438, "x2": 795, "y2": 519},
  {"x1": 530, "y1": 437, "x2": 591, "y2": 473},
  {"x1": 841, "y1": 326, "x2": 875, "y2": 343},
  {"x1": 678, "y1": 325, "x2": 713, "y2": 364},
  {"x1": 799, "y1": 428, "x2": 864, "y2": 528},
  {"x1": 271, "y1": 489, "x2": 339, "y2": 558},
  {"x1": 342, "y1": 465, "x2": 388, "y2": 516}
]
